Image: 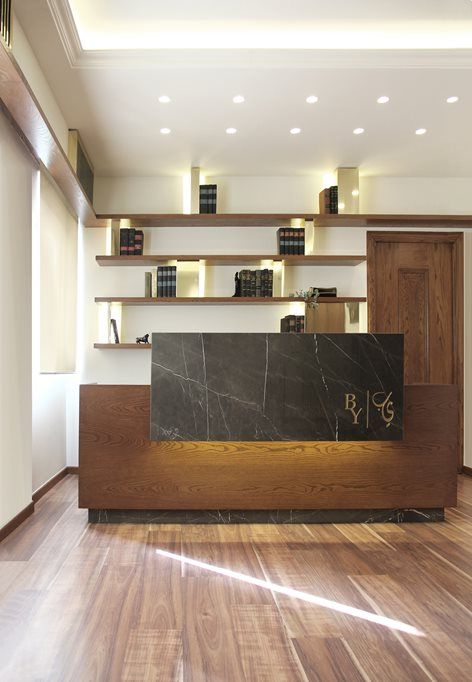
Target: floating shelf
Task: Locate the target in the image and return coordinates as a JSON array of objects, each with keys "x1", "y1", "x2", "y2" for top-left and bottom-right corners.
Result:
[
  {"x1": 95, "y1": 296, "x2": 366, "y2": 306},
  {"x1": 94, "y1": 343, "x2": 151, "y2": 349},
  {"x1": 96, "y1": 254, "x2": 366, "y2": 267},
  {"x1": 86, "y1": 213, "x2": 472, "y2": 229}
]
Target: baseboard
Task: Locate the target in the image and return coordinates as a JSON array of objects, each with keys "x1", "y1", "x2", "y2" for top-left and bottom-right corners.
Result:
[
  {"x1": 0, "y1": 502, "x2": 35, "y2": 543},
  {"x1": 32, "y1": 467, "x2": 70, "y2": 503},
  {"x1": 66, "y1": 466, "x2": 79, "y2": 475},
  {"x1": 463, "y1": 466, "x2": 472, "y2": 477}
]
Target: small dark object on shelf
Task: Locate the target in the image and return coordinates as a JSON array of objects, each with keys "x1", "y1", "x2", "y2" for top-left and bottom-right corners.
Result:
[
  {"x1": 136, "y1": 333, "x2": 150, "y2": 344},
  {"x1": 233, "y1": 272, "x2": 241, "y2": 297},
  {"x1": 111, "y1": 318, "x2": 120, "y2": 344}
]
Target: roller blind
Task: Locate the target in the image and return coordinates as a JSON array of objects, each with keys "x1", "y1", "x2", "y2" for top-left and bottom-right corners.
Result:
[{"x1": 40, "y1": 172, "x2": 77, "y2": 373}]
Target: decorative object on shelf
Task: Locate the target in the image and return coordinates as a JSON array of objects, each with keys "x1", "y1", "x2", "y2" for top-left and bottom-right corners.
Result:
[
  {"x1": 110, "y1": 318, "x2": 120, "y2": 344},
  {"x1": 199, "y1": 184, "x2": 217, "y2": 214},
  {"x1": 136, "y1": 333, "x2": 150, "y2": 344},
  {"x1": 233, "y1": 272, "x2": 241, "y2": 297},
  {"x1": 309, "y1": 287, "x2": 337, "y2": 298},
  {"x1": 319, "y1": 186, "x2": 338, "y2": 214},
  {"x1": 144, "y1": 271, "x2": 152, "y2": 297},
  {"x1": 277, "y1": 227, "x2": 305, "y2": 254},
  {"x1": 295, "y1": 287, "x2": 321, "y2": 309}
]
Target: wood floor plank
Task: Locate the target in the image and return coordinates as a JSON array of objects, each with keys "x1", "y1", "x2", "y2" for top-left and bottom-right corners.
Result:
[{"x1": 0, "y1": 474, "x2": 471, "y2": 681}]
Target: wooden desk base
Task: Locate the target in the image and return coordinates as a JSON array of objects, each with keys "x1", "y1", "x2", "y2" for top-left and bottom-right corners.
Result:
[{"x1": 79, "y1": 384, "x2": 458, "y2": 513}]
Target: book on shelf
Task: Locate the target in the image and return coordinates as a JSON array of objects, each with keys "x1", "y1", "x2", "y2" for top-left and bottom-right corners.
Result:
[
  {"x1": 277, "y1": 227, "x2": 305, "y2": 255},
  {"x1": 119, "y1": 228, "x2": 144, "y2": 255},
  {"x1": 152, "y1": 265, "x2": 177, "y2": 297},
  {"x1": 110, "y1": 318, "x2": 120, "y2": 343},
  {"x1": 144, "y1": 271, "x2": 152, "y2": 298},
  {"x1": 199, "y1": 184, "x2": 217, "y2": 214},
  {"x1": 318, "y1": 186, "x2": 338, "y2": 214},
  {"x1": 280, "y1": 315, "x2": 305, "y2": 333},
  {"x1": 237, "y1": 268, "x2": 273, "y2": 297}
]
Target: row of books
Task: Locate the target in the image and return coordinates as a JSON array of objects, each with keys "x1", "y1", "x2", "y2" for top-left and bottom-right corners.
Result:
[
  {"x1": 200, "y1": 184, "x2": 217, "y2": 214},
  {"x1": 319, "y1": 186, "x2": 338, "y2": 214},
  {"x1": 236, "y1": 269, "x2": 273, "y2": 297},
  {"x1": 280, "y1": 315, "x2": 305, "y2": 333},
  {"x1": 120, "y1": 228, "x2": 144, "y2": 255},
  {"x1": 144, "y1": 266, "x2": 177, "y2": 297},
  {"x1": 277, "y1": 228, "x2": 305, "y2": 255}
]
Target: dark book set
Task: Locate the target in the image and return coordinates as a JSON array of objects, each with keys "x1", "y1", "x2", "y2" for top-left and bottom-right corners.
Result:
[
  {"x1": 119, "y1": 228, "x2": 144, "y2": 255},
  {"x1": 144, "y1": 266, "x2": 177, "y2": 297},
  {"x1": 319, "y1": 186, "x2": 338, "y2": 214},
  {"x1": 277, "y1": 227, "x2": 305, "y2": 254},
  {"x1": 280, "y1": 315, "x2": 305, "y2": 333},
  {"x1": 199, "y1": 185, "x2": 217, "y2": 214},
  {"x1": 234, "y1": 269, "x2": 273, "y2": 297}
]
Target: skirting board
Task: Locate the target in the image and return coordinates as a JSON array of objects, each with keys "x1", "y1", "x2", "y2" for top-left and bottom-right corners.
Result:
[
  {"x1": 463, "y1": 466, "x2": 472, "y2": 477},
  {"x1": 1, "y1": 467, "x2": 78, "y2": 543}
]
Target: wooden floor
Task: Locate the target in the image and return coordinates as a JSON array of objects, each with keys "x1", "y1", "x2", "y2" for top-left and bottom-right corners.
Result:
[{"x1": 0, "y1": 477, "x2": 471, "y2": 681}]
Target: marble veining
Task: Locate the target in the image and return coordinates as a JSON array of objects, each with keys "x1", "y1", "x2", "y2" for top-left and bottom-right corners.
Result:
[
  {"x1": 89, "y1": 508, "x2": 444, "y2": 524},
  {"x1": 151, "y1": 333, "x2": 404, "y2": 441}
]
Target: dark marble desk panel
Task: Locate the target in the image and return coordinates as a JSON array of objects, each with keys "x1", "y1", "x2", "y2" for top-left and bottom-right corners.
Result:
[{"x1": 151, "y1": 333, "x2": 403, "y2": 441}]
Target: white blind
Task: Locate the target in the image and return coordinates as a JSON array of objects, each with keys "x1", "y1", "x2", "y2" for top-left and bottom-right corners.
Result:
[{"x1": 40, "y1": 172, "x2": 77, "y2": 373}]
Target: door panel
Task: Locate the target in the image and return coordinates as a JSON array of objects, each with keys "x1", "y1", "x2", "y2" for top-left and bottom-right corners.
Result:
[{"x1": 367, "y1": 232, "x2": 463, "y2": 467}]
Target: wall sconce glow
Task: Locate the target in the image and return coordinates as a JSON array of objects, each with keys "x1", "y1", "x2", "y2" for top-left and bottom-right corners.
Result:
[
  {"x1": 352, "y1": 189, "x2": 360, "y2": 197},
  {"x1": 182, "y1": 173, "x2": 191, "y2": 214},
  {"x1": 306, "y1": 95, "x2": 318, "y2": 104},
  {"x1": 155, "y1": 549, "x2": 425, "y2": 637},
  {"x1": 446, "y1": 96, "x2": 459, "y2": 103},
  {"x1": 233, "y1": 95, "x2": 245, "y2": 103},
  {"x1": 160, "y1": 127, "x2": 171, "y2": 134},
  {"x1": 290, "y1": 128, "x2": 301, "y2": 135},
  {"x1": 415, "y1": 128, "x2": 427, "y2": 135},
  {"x1": 226, "y1": 127, "x2": 237, "y2": 134},
  {"x1": 158, "y1": 95, "x2": 171, "y2": 103},
  {"x1": 338, "y1": 202, "x2": 346, "y2": 210},
  {"x1": 353, "y1": 128, "x2": 365, "y2": 135},
  {"x1": 323, "y1": 173, "x2": 336, "y2": 188},
  {"x1": 377, "y1": 96, "x2": 390, "y2": 104}
]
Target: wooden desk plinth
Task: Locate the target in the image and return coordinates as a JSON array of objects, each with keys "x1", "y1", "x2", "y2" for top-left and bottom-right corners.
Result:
[{"x1": 79, "y1": 384, "x2": 458, "y2": 515}]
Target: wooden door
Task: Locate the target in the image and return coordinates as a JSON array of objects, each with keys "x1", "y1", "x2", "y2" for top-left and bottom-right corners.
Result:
[{"x1": 367, "y1": 232, "x2": 463, "y2": 466}]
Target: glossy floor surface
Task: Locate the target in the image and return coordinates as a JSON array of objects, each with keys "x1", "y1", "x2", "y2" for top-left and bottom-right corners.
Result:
[{"x1": 0, "y1": 475, "x2": 471, "y2": 681}]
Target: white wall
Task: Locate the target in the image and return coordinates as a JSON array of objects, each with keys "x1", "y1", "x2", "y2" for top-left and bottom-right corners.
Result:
[
  {"x1": 0, "y1": 113, "x2": 33, "y2": 527},
  {"x1": 361, "y1": 177, "x2": 472, "y2": 214}
]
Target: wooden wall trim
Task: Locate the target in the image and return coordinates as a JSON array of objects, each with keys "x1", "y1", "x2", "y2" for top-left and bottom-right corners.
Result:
[
  {"x1": 32, "y1": 467, "x2": 75, "y2": 503},
  {"x1": 0, "y1": 502, "x2": 34, "y2": 543},
  {"x1": 79, "y1": 383, "x2": 458, "y2": 511}
]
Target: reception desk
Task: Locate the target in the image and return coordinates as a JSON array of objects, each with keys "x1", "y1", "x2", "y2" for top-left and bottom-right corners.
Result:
[{"x1": 79, "y1": 333, "x2": 458, "y2": 523}]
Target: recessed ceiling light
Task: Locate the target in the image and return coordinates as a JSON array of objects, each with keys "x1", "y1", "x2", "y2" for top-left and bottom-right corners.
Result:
[
  {"x1": 353, "y1": 128, "x2": 365, "y2": 135},
  {"x1": 233, "y1": 95, "x2": 245, "y2": 103},
  {"x1": 446, "y1": 96, "x2": 459, "y2": 103},
  {"x1": 306, "y1": 95, "x2": 318, "y2": 104},
  {"x1": 290, "y1": 128, "x2": 301, "y2": 134},
  {"x1": 160, "y1": 127, "x2": 171, "y2": 134},
  {"x1": 226, "y1": 127, "x2": 237, "y2": 134},
  {"x1": 158, "y1": 95, "x2": 171, "y2": 103},
  {"x1": 377, "y1": 96, "x2": 390, "y2": 104},
  {"x1": 415, "y1": 128, "x2": 427, "y2": 135}
]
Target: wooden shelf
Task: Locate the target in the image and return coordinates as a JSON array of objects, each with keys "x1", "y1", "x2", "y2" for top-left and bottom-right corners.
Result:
[
  {"x1": 96, "y1": 254, "x2": 366, "y2": 267},
  {"x1": 94, "y1": 343, "x2": 151, "y2": 349},
  {"x1": 314, "y1": 214, "x2": 472, "y2": 228},
  {"x1": 87, "y1": 213, "x2": 313, "y2": 228},
  {"x1": 86, "y1": 213, "x2": 472, "y2": 229},
  {"x1": 95, "y1": 296, "x2": 366, "y2": 306}
]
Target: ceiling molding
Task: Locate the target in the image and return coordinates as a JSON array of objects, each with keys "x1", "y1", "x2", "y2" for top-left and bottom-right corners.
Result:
[{"x1": 45, "y1": 0, "x2": 472, "y2": 70}]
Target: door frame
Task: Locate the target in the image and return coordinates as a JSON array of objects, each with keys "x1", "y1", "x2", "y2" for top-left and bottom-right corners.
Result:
[{"x1": 367, "y1": 231, "x2": 464, "y2": 468}]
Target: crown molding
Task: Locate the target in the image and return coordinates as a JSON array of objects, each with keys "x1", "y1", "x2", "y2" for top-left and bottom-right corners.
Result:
[{"x1": 46, "y1": 0, "x2": 472, "y2": 70}]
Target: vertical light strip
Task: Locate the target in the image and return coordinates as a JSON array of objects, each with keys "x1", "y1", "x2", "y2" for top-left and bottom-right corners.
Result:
[{"x1": 182, "y1": 173, "x2": 191, "y2": 214}]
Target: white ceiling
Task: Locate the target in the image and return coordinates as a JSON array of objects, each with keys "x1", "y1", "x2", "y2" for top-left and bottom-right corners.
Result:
[{"x1": 13, "y1": 0, "x2": 472, "y2": 178}]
